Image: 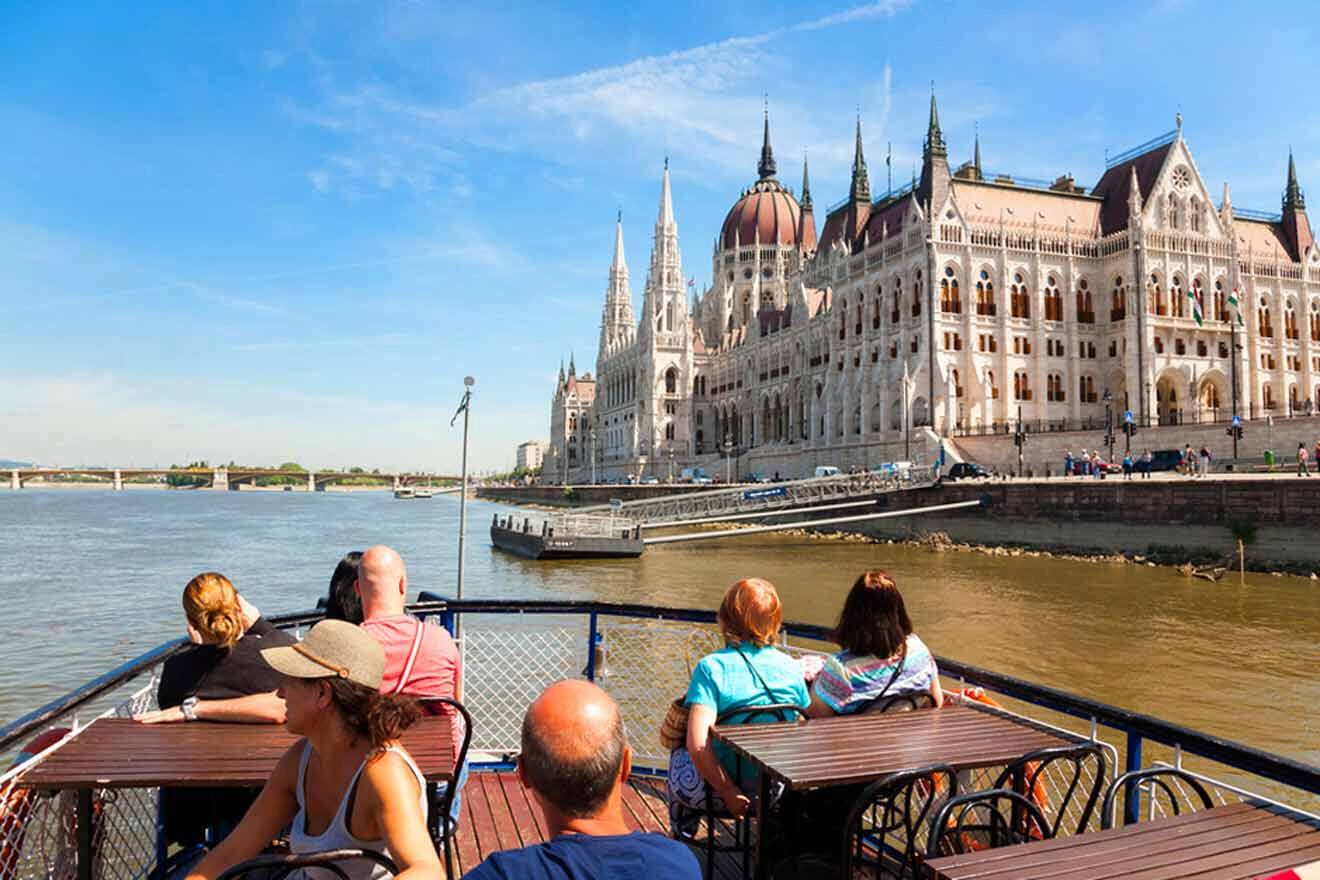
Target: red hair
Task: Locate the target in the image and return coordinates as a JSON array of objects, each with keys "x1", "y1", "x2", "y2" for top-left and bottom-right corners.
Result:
[{"x1": 717, "y1": 578, "x2": 783, "y2": 647}]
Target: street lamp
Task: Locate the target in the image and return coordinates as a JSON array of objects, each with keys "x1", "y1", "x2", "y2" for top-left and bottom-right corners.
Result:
[
  {"x1": 1102, "y1": 389, "x2": 1115, "y2": 465},
  {"x1": 454, "y1": 375, "x2": 474, "y2": 700},
  {"x1": 723, "y1": 435, "x2": 734, "y2": 484}
]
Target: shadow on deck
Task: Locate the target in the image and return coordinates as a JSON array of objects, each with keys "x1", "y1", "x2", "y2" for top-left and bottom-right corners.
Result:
[{"x1": 454, "y1": 769, "x2": 744, "y2": 878}]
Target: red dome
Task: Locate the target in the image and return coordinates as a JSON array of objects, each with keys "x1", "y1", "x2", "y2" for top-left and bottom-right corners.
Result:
[{"x1": 720, "y1": 179, "x2": 815, "y2": 251}]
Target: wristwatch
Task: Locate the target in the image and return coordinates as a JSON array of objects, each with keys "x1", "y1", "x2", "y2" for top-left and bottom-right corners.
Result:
[{"x1": 180, "y1": 696, "x2": 199, "y2": 722}]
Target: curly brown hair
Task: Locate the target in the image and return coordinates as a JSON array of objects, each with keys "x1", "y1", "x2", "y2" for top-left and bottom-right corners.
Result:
[{"x1": 325, "y1": 678, "x2": 421, "y2": 747}]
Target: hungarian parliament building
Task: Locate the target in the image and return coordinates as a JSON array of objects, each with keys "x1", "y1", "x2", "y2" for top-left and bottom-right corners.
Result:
[{"x1": 545, "y1": 93, "x2": 1320, "y2": 482}]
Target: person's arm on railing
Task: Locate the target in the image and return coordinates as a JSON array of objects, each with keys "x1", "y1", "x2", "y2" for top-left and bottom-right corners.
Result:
[
  {"x1": 186, "y1": 743, "x2": 302, "y2": 880},
  {"x1": 686, "y1": 704, "x2": 749, "y2": 819},
  {"x1": 134, "y1": 692, "x2": 286, "y2": 724}
]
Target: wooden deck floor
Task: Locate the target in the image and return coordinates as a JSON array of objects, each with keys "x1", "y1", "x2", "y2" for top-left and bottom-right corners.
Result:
[{"x1": 452, "y1": 769, "x2": 742, "y2": 878}]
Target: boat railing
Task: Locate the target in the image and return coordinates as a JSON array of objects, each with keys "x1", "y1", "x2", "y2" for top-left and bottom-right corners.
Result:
[
  {"x1": 493, "y1": 511, "x2": 640, "y2": 539},
  {"x1": 0, "y1": 599, "x2": 1316, "y2": 880}
]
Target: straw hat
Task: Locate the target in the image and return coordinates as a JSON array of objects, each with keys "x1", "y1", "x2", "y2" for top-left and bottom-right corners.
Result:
[{"x1": 261, "y1": 619, "x2": 385, "y2": 690}]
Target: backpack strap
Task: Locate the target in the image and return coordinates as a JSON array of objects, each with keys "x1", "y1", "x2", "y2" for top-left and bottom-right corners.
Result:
[{"x1": 390, "y1": 618, "x2": 426, "y2": 696}]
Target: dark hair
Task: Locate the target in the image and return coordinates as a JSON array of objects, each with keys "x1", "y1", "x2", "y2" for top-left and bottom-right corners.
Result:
[
  {"x1": 323, "y1": 552, "x2": 364, "y2": 624},
  {"x1": 833, "y1": 570, "x2": 913, "y2": 659},
  {"x1": 520, "y1": 702, "x2": 626, "y2": 819},
  {"x1": 325, "y1": 677, "x2": 420, "y2": 747}
]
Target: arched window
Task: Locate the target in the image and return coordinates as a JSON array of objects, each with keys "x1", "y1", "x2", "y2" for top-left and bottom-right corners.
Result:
[
  {"x1": 1109, "y1": 276, "x2": 1126, "y2": 322},
  {"x1": 1079, "y1": 375, "x2": 1097, "y2": 403},
  {"x1": 1171, "y1": 276, "x2": 1185, "y2": 318},
  {"x1": 1259, "y1": 302, "x2": 1273, "y2": 338},
  {"x1": 951, "y1": 368, "x2": 963, "y2": 398},
  {"x1": 987, "y1": 370, "x2": 1000, "y2": 400},
  {"x1": 1013, "y1": 371, "x2": 1032, "y2": 401},
  {"x1": 940, "y1": 267, "x2": 961, "y2": 314},
  {"x1": 1076, "y1": 278, "x2": 1094, "y2": 324},
  {"x1": 1168, "y1": 192, "x2": 1179, "y2": 229},
  {"x1": 1189, "y1": 198, "x2": 1200, "y2": 232},
  {"x1": 891, "y1": 278, "x2": 901, "y2": 323},
  {"x1": 872, "y1": 285, "x2": 883, "y2": 327},
  {"x1": 1010, "y1": 273, "x2": 1031, "y2": 319},
  {"x1": 911, "y1": 270, "x2": 923, "y2": 317},
  {"x1": 1044, "y1": 276, "x2": 1062, "y2": 322},
  {"x1": 1285, "y1": 305, "x2": 1299, "y2": 340},
  {"x1": 1263, "y1": 382, "x2": 1275, "y2": 410},
  {"x1": 1047, "y1": 372, "x2": 1066, "y2": 402},
  {"x1": 1150, "y1": 273, "x2": 1166, "y2": 316},
  {"x1": 976, "y1": 270, "x2": 996, "y2": 316},
  {"x1": 664, "y1": 367, "x2": 677, "y2": 394},
  {"x1": 1214, "y1": 280, "x2": 1228, "y2": 323},
  {"x1": 1311, "y1": 301, "x2": 1320, "y2": 341}
]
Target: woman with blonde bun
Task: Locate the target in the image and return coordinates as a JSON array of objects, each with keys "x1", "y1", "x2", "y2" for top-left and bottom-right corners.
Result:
[{"x1": 135, "y1": 572, "x2": 297, "y2": 848}]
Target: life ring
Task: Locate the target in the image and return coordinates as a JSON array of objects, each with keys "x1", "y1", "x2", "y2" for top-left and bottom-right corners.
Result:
[
  {"x1": 948, "y1": 689, "x2": 1050, "y2": 846},
  {"x1": 0, "y1": 728, "x2": 104, "y2": 880}
]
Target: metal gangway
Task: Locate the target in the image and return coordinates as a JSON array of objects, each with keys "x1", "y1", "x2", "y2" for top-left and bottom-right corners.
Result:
[{"x1": 579, "y1": 464, "x2": 941, "y2": 527}]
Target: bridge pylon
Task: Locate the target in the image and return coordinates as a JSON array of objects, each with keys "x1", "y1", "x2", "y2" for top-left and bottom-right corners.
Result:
[
  {"x1": 307, "y1": 472, "x2": 316, "y2": 493},
  {"x1": 213, "y1": 467, "x2": 229, "y2": 491},
  {"x1": 113, "y1": 470, "x2": 123, "y2": 491},
  {"x1": 9, "y1": 470, "x2": 17, "y2": 491}
]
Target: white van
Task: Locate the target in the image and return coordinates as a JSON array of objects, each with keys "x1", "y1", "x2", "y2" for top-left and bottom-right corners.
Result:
[{"x1": 813, "y1": 465, "x2": 842, "y2": 478}]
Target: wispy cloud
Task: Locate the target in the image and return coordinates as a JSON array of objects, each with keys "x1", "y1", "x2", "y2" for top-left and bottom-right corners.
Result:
[{"x1": 292, "y1": 0, "x2": 915, "y2": 196}]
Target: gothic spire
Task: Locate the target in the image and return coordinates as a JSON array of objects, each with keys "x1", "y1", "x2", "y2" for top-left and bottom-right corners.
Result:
[
  {"x1": 924, "y1": 85, "x2": 947, "y2": 161},
  {"x1": 569, "y1": 351, "x2": 576, "y2": 375},
  {"x1": 611, "y1": 210, "x2": 627, "y2": 275},
  {"x1": 850, "y1": 114, "x2": 871, "y2": 203},
  {"x1": 658, "y1": 157, "x2": 675, "y2": 227},
  {"x1": 757, "y1": 101, "x2": 777, "y2": 180},
  {"x1": 973, "y1": 124, "x2": 982, "y2": 179},
  {"x1": 1284, "y1": 149, "x2": 1305, "y2": 211},
  {"x1": 800, "y1": 151, "x2": 813, "y2": 212}
]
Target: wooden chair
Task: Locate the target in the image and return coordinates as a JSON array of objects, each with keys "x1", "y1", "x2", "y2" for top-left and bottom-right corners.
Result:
[
  {"x1": 991, "y1": 742, "x2": 1106, "y2": 837},
  {"x1": 415, "y1": 696, "x2": 472, "y2": 880},
  {"x1": 672, "y1": 703, "x2": 807, "y2": 880},
  {"x1": 927, "y1": 789, "x2": 1052, "y2": 855},
  {"x1": 1100, "y1": 767, "x2": 1214, "y2": 829},
  {"x1": 217, "y1": 849, "x2": 396, "y2": 880}
]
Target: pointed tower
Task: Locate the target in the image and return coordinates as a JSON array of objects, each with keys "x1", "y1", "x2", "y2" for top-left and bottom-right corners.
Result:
[
  {"x1": 973, "y1": 125, "x2": 983, "y2": 181},
  {"x1": 643, "y1": 158, "x2": 685, "y2": 342},
  {"x1": 1281, "y1": 150, "x2": 1313, "y2": 260},
  {"x1": 600, "y1": 212, "x2": 635, "y2": 353},
  {"x1": 758, "y1": 104, "x2": 777, "y2": 181},
  {"x1": 845, "y1": 115, "x2": 872, "y2": 247},
  {"x1": 797, "y1": 152, "x2": 817, "y2": 254},
  {"x1": 639, "y1": 158, "x2": 691, "y2": 464},
  {"x1": 917, "y1": 86, "x2": 951, "y2": 210},
  {"x1": 1127, "y1": 165, "x2": 1143, "y2": 219}
]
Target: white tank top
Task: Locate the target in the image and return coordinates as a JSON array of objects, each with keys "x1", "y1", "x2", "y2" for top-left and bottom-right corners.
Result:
[{"x1": 288, "y1": 740, "x2": 428, "y2": 880}]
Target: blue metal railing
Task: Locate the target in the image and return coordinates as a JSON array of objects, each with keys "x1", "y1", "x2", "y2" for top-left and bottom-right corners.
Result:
[
  {"x1": 1106, "y1": 130, "x2": 1178, "y2": 169},
  {"x1": 1231, "y1": 207, "x2": 1283, "y2": 223},
  {"x1": 981, "y1": 171, "x2": 1055, "y2": 191},
  {"x1": 4, "y1": 598, "x2": 1317, "y2": 810}
]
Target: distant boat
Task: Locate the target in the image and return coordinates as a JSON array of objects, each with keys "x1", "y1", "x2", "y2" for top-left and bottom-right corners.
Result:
[
  {"x1": 412, "y1": 487, "x2": 434, "y2": 499},
  {"x1": 393, "y1": 487, "x2": 416, "y2": 499}
]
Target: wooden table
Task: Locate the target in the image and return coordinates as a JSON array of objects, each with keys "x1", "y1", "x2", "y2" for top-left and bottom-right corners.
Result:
[
  {"x1": 22, "y1": 716, "x2": 454, "y2": 880},
  {"x1": 925, "y1": 801, "x2": 1320, "y2": 879},
  {"x1": 712, "y1": 704, "x2": 1078, "y2": 876}
]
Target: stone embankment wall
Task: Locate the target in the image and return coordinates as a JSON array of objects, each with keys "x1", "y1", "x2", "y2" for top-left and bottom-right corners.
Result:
[
  {"x1": 953, "y1": 415, "x2": 1320, "y2": 476},
  {"x1": 848, "y1": 479, "x2": 1320, "y2": 571}
]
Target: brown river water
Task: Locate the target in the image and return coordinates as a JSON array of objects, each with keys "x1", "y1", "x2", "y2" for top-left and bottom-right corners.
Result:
[{"x1": 0, "y1": 488, "x2": 1315, "y2": 774}]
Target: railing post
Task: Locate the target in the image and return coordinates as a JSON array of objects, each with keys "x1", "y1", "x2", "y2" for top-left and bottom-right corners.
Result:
[
  {"x1": 584, "y1": 611, "x2": 600, "y2": 681},
  {"x1": 1124, "y1": 730, "x2": 1144, "y2": 826}
]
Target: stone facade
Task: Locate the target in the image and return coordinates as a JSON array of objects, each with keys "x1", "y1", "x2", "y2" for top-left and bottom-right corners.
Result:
[{"x1": 546, "y1": 95, "x2": 1320, "y2": 484}]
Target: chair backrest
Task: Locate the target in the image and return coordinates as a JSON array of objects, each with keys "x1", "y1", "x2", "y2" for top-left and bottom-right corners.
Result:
[
  {"x1": 991, "y1": 741, "x2": 1106, "y2": 836},
  {"x1": 860, "y1": 691, "x2": 937, "y2": 715},
  {"x1": 217, "y1": 848, "x2": 397, "y2": 880},
  {"x1": 415, "y1": 696, "x2": 472, "y2": 880},
  {"x1": 927, "y1": 789, "x2": 1053, "y2": 856},
  {"x1": 1100, "y1": 767, "x2": 1215, "y2": 829},
  {"x1": 841, "y1": 764, "x2": 958, "y2": 879},
  {"x1": 716, "y1": 702, "x2": 807, "y2": 727}
]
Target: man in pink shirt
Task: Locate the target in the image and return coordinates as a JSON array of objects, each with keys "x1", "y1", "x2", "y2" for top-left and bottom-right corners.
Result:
[{"x1": 356, "y1": 544, "x2": 467, "y2": 828}]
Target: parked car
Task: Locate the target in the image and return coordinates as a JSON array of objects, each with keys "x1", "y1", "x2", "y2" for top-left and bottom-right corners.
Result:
[
  {"x1": 640, "y1": 475, "x2": 659, "y2": 484},
  {"x1": 945, "y1": 462, "x2": 993, "y2": 481},
  {"x1": 679, "y1": 467, "x2": 713, "y2": 484},
  {"x1": 812, "y1": 465, "x2": 842, "y2": 478},
  {"x1": 1149, "y1": 449, "x2": 1184, "y2": 472},
  {"x1": 744, "y1": 472, "x2": 772, "y2": 483}
]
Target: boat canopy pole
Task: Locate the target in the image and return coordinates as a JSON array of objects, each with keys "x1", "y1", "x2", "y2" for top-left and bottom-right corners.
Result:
[
  {"x1": 642, "y1": 498, "x2": 986, "y2": 545},
  {"x1": 641, "y1": 498, "x2": 878, "y2": 529}
]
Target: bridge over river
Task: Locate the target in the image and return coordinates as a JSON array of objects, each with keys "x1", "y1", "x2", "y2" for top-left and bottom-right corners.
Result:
[{"x1": 6, "y1": 467, "x2": 462, "y2": 492}]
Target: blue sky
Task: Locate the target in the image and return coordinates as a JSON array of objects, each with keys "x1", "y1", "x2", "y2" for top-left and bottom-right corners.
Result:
[{"x1": 2, "y1": 1, "x2": 1316, "y2": 472}]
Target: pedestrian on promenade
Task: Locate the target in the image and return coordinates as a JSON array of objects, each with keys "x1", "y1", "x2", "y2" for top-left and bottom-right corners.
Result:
[
  {"x1": 1200, "y1": 446, "x2": 1212, "y2": 477},
  {"x1": 1078, "y1": 449, "x2": 1089, "y2": 476},
  {"x1": 1142, "y1": 449, "x2": 1153, "y2": 478},
  {"x1": 1183, "y1": 444, "x2": 1196, "y2": 478},
  {"x1": 1299, "y1": 443, "x2": 1311, "y2": 477},
  {"x1": 1313, "y1": 440, "x2": 1319, "y2": 468},
  {"x1": 1065, "y1": 450, "x2": 1074, "y2": 477},
  {"x1": 1093, "y1": 451, "x2": 1104, "y2": 479},
  {"x1": 1123, "y1": 452, "x2": 1133, "y2": 480}
]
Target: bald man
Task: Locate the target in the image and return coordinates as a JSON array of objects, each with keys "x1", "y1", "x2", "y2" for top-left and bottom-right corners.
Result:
[
  {"x1": 355, "y1": 545, "x2": 466, "y2": 827},
  {"x1": 463, "y1": 681, "x2": 699, "y2": 879}
]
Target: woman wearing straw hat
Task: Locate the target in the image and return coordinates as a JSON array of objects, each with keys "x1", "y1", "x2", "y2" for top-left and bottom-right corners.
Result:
[{"x1": 187, "y1": 620, "x2": 444, "y2": 880}]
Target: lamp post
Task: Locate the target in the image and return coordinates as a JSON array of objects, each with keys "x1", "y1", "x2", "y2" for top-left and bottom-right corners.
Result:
[
  {"x1": 455, "y1": 375, "x2": 474, "y2": 699},
  {"x1": 589, "y1": 419, "x2": 597, "y2": 485},
  {"x1": 1103, "y1": 389, "x2": 1115, "y2": 465},
  {"x1": 723, "y1": 435, "x2": 734, "y2": 484},
  {"x1": 1014, "y1": 405, "x2": 1026, "y2": 478}
]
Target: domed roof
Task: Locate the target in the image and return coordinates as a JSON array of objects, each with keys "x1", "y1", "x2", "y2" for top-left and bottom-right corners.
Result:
[{"x1": 719, "y1": 111, "x2": 816, "y2": 252}]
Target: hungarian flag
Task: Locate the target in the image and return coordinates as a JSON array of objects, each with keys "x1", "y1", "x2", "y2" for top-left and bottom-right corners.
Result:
[
  {"x1": 1228, "y1": 287, "x2": 1245, "y2": 326},
  {"x1": 1188, "y1": 284, "x2": 1204, "y2": 327}
]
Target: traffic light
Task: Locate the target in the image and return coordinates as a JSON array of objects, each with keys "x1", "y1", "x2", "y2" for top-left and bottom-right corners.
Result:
[
  {"x1": 1235, "y1": 424, "x2": 1244, "y2": 440},
  {"x1": 1122, "y1": 421, "x2": 1137, "y2": 439}
]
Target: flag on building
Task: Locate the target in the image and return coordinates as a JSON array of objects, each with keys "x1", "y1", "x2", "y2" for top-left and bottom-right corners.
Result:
[
  {"x1": 1188, "y1": 283, "x2": 1204, "y2": 327},
  {"x1": 1228, "y1": 287, "x2": 1245, "y2": 326}
]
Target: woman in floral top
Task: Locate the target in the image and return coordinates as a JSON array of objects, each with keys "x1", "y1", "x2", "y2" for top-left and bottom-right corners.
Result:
[{"x1": 807, "y1": 570, "x2": 942, "y2": 717}]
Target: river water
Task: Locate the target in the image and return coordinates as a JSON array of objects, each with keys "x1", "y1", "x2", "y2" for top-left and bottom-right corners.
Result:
[{"x1": 1, "y1": 488, "x2": 1316, "y2": 771}]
